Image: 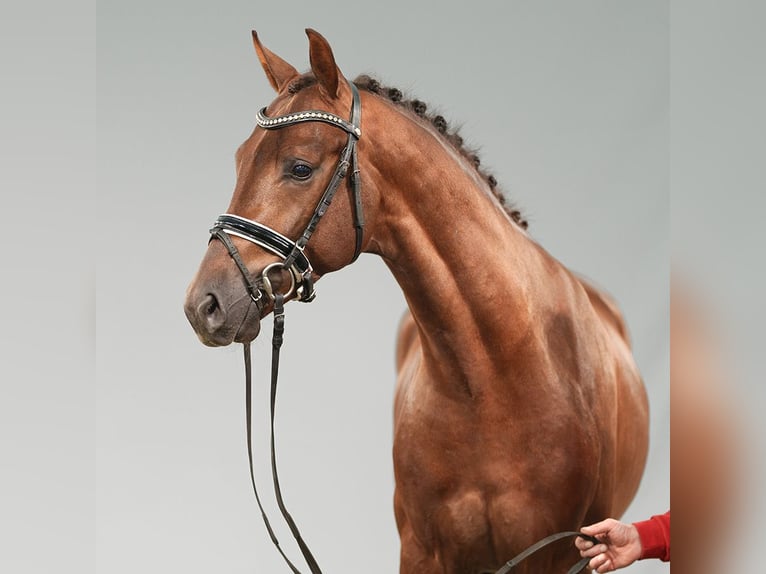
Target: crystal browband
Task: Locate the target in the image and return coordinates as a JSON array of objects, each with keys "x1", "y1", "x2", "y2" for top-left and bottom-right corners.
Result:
[{"x1": 256, "y1": 108, "x2": 361, "y2": 138}]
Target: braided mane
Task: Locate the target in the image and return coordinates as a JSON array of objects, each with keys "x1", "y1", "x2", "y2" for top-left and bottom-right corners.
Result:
[{"x1": 287, "y1": 74, "x2": 528, "y2": 230}]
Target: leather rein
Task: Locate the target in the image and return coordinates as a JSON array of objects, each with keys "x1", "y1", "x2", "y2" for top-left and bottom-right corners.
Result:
[{"x1": 207, "y1": 80, "x2": 598, "y2": 574}]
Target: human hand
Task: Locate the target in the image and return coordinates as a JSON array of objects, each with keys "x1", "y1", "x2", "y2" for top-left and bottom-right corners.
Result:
[{"x1": 575, "y1": 518, "x2": 642, "y2": 572}]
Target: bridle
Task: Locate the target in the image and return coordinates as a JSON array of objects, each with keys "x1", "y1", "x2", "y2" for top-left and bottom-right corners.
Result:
[
  {"x1": 205, "y1": 78, "x2": 598, "y2": 574},
  {"x1": 209, "y1": 79, "x2": 364, "y2": 307},
  {"x1": 207, "y1": 79, "x2": 364, "y2": 574}
]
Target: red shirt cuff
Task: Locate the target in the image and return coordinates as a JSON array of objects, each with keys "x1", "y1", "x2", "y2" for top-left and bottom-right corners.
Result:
[{"x1": 633, "y1": 511, "x2": 670, "y2": 562}]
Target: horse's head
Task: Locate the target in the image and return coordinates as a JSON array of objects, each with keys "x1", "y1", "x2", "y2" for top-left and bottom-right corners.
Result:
[{"x1": 185, "y1": 29, "x2": 375, "y2": 346}]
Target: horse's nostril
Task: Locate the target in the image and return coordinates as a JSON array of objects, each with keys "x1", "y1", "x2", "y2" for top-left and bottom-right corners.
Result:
[
  {"x1": 197, "y1": 293, "x2": 226, "y2": 331},
  {"x1": 203, "y1": 294, "x2": 219, "y2": 317}
]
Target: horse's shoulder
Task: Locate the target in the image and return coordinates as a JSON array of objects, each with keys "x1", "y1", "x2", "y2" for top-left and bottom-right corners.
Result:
[{"x1": 576, "y1": 275, "x2": 631, "y2": 347}]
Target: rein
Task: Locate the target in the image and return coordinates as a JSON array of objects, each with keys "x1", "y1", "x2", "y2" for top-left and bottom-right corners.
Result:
[
  {"x1": 242, "y1": 294, "x2": 324, "y2": 574},
  {"x1": 209, "y1": 79, "x2": 598, "y2": 574},
  {"x1": 491, "y1": 531, "x2": 598, "y2": 574}
]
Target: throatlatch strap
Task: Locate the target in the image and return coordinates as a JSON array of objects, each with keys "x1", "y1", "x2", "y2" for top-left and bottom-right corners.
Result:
[{"x1": 349, "y1": 141, "x2": 364, "y2": 262}]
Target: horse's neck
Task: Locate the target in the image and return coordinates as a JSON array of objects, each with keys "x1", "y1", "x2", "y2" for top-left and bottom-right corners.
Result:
[{"x1": 364, "y1": 104, "x2": 570, "y2": 394}]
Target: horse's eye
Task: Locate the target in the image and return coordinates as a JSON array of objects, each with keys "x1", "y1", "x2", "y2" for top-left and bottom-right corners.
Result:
[{"x1": 291, "y1": 163, "x2": 313, "y2": 180}]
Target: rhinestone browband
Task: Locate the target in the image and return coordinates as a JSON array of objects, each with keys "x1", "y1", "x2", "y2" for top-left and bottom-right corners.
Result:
[{"x1": 256, "y1": 108, "x2": 361, "y2": 138}]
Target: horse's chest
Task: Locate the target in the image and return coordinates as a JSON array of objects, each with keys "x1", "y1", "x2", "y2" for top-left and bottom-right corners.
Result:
[{"x1": 392, "y1": 382, "x2": 517, "y2": 524}]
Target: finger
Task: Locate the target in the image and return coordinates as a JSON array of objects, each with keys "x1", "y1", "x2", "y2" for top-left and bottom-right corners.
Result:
[
  {"x1": 596, "y1": 558, "x2": 613, "y2": 573},
  {"x1": 581, "y1": 518, "x2": 617, "y2": 536},
  {"x1": 589, "y1": 554, "x2": 609, "y2": 573},
  {"x1": 580, "y1": 544, "x2": 608, "y2": 558},
  {"x1": 574, "y1": 538, "x2": 593, "y2": 551}
]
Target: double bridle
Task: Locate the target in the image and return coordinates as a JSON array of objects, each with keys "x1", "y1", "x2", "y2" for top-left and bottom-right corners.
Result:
[{"x1": 205, "y1": 79, "x2": 597, "y2": 574}]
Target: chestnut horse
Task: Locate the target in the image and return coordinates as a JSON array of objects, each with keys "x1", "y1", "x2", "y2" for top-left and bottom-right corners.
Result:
[{"x1": 184, "y1": 29, "x2": 649, "y2": 574}]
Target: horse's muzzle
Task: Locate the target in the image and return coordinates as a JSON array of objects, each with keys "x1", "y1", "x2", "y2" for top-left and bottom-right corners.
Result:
[{"x1": 184, "y1": 284, "x2": 262, "y2": 347}]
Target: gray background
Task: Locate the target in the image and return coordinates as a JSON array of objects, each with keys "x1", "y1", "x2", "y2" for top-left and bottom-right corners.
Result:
[
  {"x1": 99, "y1": 1, "x2": 670, "y2": 573},
  {"x1": 25, "y1": 0, "x2": 766, "y2": 572}
]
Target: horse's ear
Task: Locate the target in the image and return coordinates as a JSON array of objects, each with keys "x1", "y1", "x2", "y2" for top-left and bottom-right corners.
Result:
[
  {"x1": 306, "y1": 28, "x2": 342, "y2": 100},
  {"x1": 252, "y1": 30, "x2": 299, "y2": 93}
]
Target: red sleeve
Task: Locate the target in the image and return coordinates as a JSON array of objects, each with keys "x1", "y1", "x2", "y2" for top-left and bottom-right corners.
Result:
[{"x1": 633, "y1": 511, "x2": 670, "y2": 562}]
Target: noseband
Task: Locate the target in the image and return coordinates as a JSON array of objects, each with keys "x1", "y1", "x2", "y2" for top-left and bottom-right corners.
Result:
[{"x1": 209, "y1": 80, "x2": 363, "y2": 306}]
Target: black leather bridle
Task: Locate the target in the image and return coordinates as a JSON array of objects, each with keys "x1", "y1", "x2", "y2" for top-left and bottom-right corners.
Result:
[
  {"x1": 207, "y1": 80, "x2": 364, "y2": 574},
  {"x1": 209, "y1": 79, "x2": 364, "y2": 306},
  {"x1": 205, "y1": 79, "x2": 598, "y2": 574}
]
